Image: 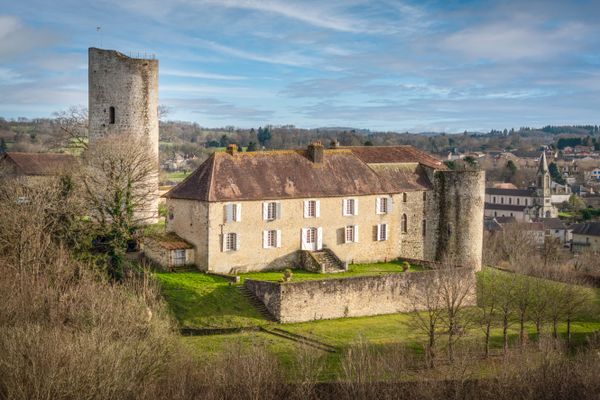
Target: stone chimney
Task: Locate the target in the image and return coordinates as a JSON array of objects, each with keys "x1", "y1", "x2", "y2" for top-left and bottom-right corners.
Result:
[
  {"x1": 307, "y1": 141, "x2": 324, "y2": 163},
  {"x1": 226, "y1": 144, "x2": 237, "y2": 155}
]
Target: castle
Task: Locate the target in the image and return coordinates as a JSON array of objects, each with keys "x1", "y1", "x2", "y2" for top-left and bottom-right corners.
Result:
[
  {"x1": 164, "y1": 143, "x2": 485, "y2": 273},
  {"x1": 88, "y1": 48, "x2": 160, "y2": 222}
]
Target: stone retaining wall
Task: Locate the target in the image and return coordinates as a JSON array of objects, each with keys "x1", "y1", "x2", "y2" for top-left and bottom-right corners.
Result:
[{"x1": 244, "y1": 267, "x2": 476, "y2": 323}]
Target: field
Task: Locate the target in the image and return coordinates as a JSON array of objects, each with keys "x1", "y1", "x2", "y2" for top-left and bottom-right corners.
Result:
[{"x1": 154, "y1": 266, "x2": 600, "y2": 377}]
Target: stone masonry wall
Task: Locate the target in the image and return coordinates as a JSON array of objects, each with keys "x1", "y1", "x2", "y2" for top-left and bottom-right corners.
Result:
[
  {"x1": 165, "y1": 198, "x2": 209, "y2": 268},
  {"x1": 88, "y1": 48, "x2": 159, "y2": 222},
  {"x1": 203, "y1": 191, "x2": 432, "y2": 273},
  {"x1": 245, "y1": 267, "x2": 476, "y2": 323},
  {"x1": 432, "y1": 170, "x2": 485, "y2": 271}
]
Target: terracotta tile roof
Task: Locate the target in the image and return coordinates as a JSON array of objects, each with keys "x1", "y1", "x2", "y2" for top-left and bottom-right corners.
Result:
[
  {"x1": 1, "y1": 152, "x2": 77, "y2": 176},
  {"x1": 165, "y1": 146, "x2": 442, "y2": 202}
]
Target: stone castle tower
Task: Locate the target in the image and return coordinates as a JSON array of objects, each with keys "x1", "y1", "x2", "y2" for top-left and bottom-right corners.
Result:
[{"x1": 88, "y1": 47, "x2": 159, "y2": 222}]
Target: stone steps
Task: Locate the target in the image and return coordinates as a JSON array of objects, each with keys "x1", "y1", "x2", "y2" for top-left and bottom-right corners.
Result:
[
  {"x1": 311, "y1": 249, "x2": 345, "y2": 273},
  {"x1": 236, "y1": 286, "x2": 277, "y2": 322}
]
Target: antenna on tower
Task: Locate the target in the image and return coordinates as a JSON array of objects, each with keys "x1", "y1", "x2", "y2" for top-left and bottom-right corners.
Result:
[{"x1": 96, "y1": 26, "x2": 102, "y2": 48}]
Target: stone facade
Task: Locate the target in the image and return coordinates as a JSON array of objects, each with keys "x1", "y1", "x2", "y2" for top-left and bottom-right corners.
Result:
[
  {"x1": 164, "y1": 146, "x2": 485, "y2": 274},
  {"x1": 88, "y1": 47, "x2": 159, "y2": 222},
  {"x1": 245, "y1": 267, "x2": 477, "y2": 323}
]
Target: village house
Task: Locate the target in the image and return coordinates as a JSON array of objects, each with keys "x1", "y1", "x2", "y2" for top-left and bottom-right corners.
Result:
[
  {"x1": 0, "y1": 152, "x2": 76, "y2": 180},
  {"x1": 163, "y1": 143, "x2": 485, "y2": 274},
  {"x1": 571, "y1": 222, "x2": 600, "y2": 253}
]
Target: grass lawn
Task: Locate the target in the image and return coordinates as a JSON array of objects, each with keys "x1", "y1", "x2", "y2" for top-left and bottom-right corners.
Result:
[
  {"x1": 558, "y1": 211, "x2": 575, "y2": 218},
  {"x1": 154, "y1": 272, "x2": 267, "y2": 328},
  {"x1": 165, "y1": 171, "x2": 191, "y2": 182},
  {"x1": 238, "y1": 260, "x2": 424, "y2": 283}
]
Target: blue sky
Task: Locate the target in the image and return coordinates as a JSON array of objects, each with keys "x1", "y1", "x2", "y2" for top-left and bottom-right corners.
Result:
[{"x1": 1, "y1": 0, "x2": 599, "y2": 132}]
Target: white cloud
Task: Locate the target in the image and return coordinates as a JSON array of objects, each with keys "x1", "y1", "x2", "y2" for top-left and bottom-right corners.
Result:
[
  {"x1": 162, "y1": 69, "x2": 247, "y2": 80},
  {"x1": 441, "y1": 22, "x2": 588, "y2": 61},
  {"x1": 194, "y1": 39, "x2": 318, "y2": 67},
  {"x1": 0, "y1": 15, "x2": 61, "y2": 59}
]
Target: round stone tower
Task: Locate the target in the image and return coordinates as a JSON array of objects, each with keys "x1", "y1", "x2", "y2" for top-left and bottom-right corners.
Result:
[
  {"x1": 88, "y1": 47, "x2": 159, "y2": 222},
  {"x1": 432, "y1": 170, "x2": 485, "y2": 271}
]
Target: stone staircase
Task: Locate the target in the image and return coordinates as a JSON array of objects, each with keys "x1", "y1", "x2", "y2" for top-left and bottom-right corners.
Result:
[
  {"x1": 236, "y1": 286, "x2": 277, "y2": 322},
  {"x1": 311, "y1": 248, "x2": 346, "y2": 273}
]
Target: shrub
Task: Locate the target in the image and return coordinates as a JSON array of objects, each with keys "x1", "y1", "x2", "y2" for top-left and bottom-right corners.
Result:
[{"x1": 283, "y1": 268, "x2": 293, "y2": 282}]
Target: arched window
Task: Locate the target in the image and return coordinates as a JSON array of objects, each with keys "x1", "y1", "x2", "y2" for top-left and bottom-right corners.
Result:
[
  {"x1": 402, "y1": 193, "x2": 407, "y2": 203},
  {"x1": 109, "y1": 106, "x2": 116, "y2": 124},
  {"x1": 401, "y1": 214, "x2": 407, "y2": 233}
]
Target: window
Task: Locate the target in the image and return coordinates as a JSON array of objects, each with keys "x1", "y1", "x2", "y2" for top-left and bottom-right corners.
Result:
[
  {"x1": 517, "y1": 198, "x2": 520, "y2": 205},
  {"x1": 343, "y1": 198, "x2": 358, "y2": 216},
  {"x1": 377, "y1": 223, "x2": 388, "y2": 241},
  {"x1": 501, "y1": 197, "x2": 504, "y2": 204},
  {"x1": 263, "y1": 230, "x2": 281, "y2": 248},
  {"x1": 377, "y1": 197, "x2": 390, "y2": 214},
  {"x1": 306, "y1": 227, "x2": 316, "y2": 244},
  {"x1": 422, "y1": 219, "x2": 427, "y2": 236},
  {"x1": 223, "y1": 233, "x2": 238, "y2": 252},
  {"x1": 109, "y1": 106, "x2": 115, "y2": 124},
  {"x1": 173, "y1": 249, "x2": 186, "y2": 266},
  {"x1": 402, "y1": 193, "x2": 407, "y2": 202},
  {"x1": 345, "y1": 225, "x2": 359, "y2": 243},
  {"x1": 423, "y1": 191, "x2": 427, "y2": 202},
  {"x1": 401, "y1": 214, "x2": 408, "y2": 233},
  {"x1": 508, "y1": 198, "x2": 512, "y2": 205},
  {"x1": 168, "y1": 207, "x2": 174, "y2": 220},
  {"x1": 224, "y1": 203, "x2": 241, "y2": 223},
  {"x1": 263, "y1": 202, "x2": 280, "y2": 220},
  {"x1": 493, "y1": 196, "x2": 496, "y2": 203},
  {"x1": 304, "y1": 200, "x2": 319, "y2": 218}
]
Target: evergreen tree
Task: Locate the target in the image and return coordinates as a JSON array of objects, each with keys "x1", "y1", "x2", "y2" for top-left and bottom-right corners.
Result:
[
  {"x1": 257, "y1": 126, "x2": 271, "y2": 147},
  {"x1": 246, "y1": 141, "x2": 257, "y2": 152},
  {"x1": 548, "y1": 162, "x2": 565, "y2": 185}
]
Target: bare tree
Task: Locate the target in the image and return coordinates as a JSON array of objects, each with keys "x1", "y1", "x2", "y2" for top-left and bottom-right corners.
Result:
[
  {"x1": 53, "y1": 106, "x2": 89, "y2": 150},
  {"x1": 408, "y1": 270, "x2": 445, "y2": 368},
  {"x1": 477, "y1": 268, "x2": 501, "y2": 358},
  {"x1": 437, "y1": 261, "x2": 476, "y2": 363},
  {"x1": 82, "y1": 133, "x2": 158, "y2": 279}
]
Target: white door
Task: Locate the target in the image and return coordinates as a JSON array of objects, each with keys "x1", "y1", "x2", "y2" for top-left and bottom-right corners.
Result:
[{"x1": 302, "y1": 227, "x2": 320, "y2": 251}]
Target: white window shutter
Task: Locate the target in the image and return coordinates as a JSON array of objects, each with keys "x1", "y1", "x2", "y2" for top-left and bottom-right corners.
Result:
[
  {"x1": 354, "y1": 225, "x2": 359, "y2": 243},
  {"x1": 224, "y1": 204, "x2": 231, "y2": 223},
  {"x1": 221, "y1": 234, "x2": 226, "y2": 252},
  {"x1": 388, "y1": 196, "x2": 393, "y2": 213},
  {"x1": 236, "y1": 203, "x2": 242, "y2": 222},
  {"x1": 376, "y1": 198, "x2": 381, "y2": 214},
  {"x1": 315, "y1": 201, "x2": 320, "y2": 217},
  {"x1": 354, "y1": 198, "x2": 359, "y2": 215},
  {"x1": 276, "y1": 230, "x2": 282, "y2": 248},
  {"x1": 317, "y1": 227, "x2": 323, "y2": 250},
  {"x1": 276, "y1": 202, "x2": 282, "y2": 219},
  {"x1": 235, "y1": 233, "x2": 240, "y2": 251},
  {"x1": 263, "y1": 202, "x2": 268, "y2": 220},
  {"x1": 301, "y1": 228, "x2": 308, "y2": 250},
  {"x1": 376, "y1": 224, "x2": 381, "y2": 241},
  {"x1": 303, "y1": 200, "x2": 309, "y2": 218},
  {"x1": 342, "y1": 199, "x2": 348, "y2": 216},
  {"x1": 263, "y1": 230, "x2": 269, "y2": 249}
]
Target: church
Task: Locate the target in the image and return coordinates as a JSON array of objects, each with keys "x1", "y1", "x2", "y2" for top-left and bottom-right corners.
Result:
[{"x1": 484, "y1": 152, "x2": 558, "y2": 221}]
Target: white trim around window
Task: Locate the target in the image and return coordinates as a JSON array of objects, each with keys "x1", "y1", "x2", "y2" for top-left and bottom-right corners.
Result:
[
  {"x1": 224, "y1": 203, "x2": 242, "y2": 223},
  {"x1": 342, "y1": 198, "x2": 358, "y2": 216},
  {"x1": 344, "y1": 225, "x2": 359, "y2": 243},
  {"x1": 222, "y1": 232, "x2": 239, "y2": 252},
  {"x1": 303, "y1": 199, "x2": 320, "y2": 218},
  {"x1": 376, "y1": 223, "x2": 388, "y2": 241},
  {"x1": 263, "y1": 229, "x2": 282, "y2": 249}
]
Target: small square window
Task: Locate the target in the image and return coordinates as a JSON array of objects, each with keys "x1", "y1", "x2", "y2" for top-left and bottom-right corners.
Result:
[{"x1": 173, "y1": 249, "x2": 186, "y2": 266}]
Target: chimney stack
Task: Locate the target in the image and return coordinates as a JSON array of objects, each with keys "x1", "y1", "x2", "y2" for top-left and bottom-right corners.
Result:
[
  {"x1": 226, "y1": 144, "x2": 237, "y2": 155},
  {"x1": 307, "y1": 141, "x2": 324, "y2": 163}
]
